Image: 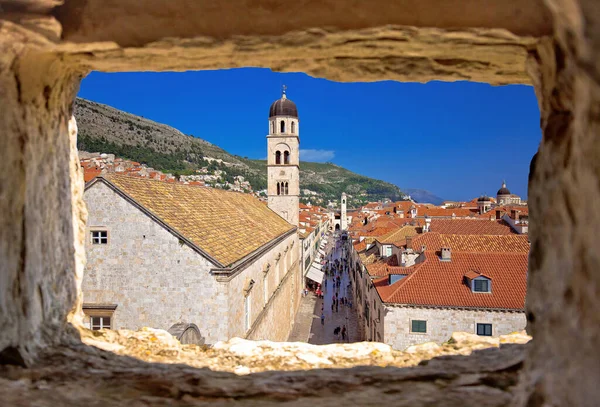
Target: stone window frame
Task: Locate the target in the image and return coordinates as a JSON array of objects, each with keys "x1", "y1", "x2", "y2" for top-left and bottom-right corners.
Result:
[
  {"x1": 410, "y1": 319, "x2": 427, "y2": 334},
  {"x1": 476, "y1": 323, "x2": 493, "y2": 336},
  {"x1": 90, "y1": 227, "x2": 109, "y2": 245},
  {"x1": 83, "y1": 304, "x2": 117, "y2": 330}
]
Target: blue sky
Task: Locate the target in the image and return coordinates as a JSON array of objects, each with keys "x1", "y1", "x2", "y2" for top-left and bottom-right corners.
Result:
[{"x1": 77, "y1": 69, "x2": 541, "y2": 201}]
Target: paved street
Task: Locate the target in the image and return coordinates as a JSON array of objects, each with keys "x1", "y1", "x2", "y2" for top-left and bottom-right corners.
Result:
[{"x1": 289, "y1": 234, "x2": 361, "y2": 344}]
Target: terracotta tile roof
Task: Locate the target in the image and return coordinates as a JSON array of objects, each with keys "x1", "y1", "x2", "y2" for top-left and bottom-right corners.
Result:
[
  {"x1": 430, "y1": 219, "x2": 516, "y2": 235},
  {"x1": 418, "y1": 207, "x2": 478, "y2": 217},
  {"x1": 366, "y1": 255, "x2": 407, "y2": 277},
  {"x1": 409, "y1": 233, "x2": 443, "y2": 251},
  {"x1": 409, "y1": 232, "x2": 529, "y2": 253},
  {"x1": 440, "y1": 234, "x2": 529, "y2": 253},
  {"x1": 353, "y1": 240, "x2": 367, "y2": 252},
  {"x1": 376, "y1": 225, "x2": 419, "y2": 246},
  {"x1": 97, "y1": 174, "x2": 294, "y2": 267},
  {"x1": 84, "y1": 169, "x2": 102, "y2": 182},
  {"x1": 377, "y1": 252, "x2": 528, "y2": 310}
]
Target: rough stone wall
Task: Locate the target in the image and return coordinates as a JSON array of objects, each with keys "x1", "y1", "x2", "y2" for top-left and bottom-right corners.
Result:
[
  {"x1": 3, "y1": 1, "x2": 600, "y2": 404},
  {"x1": 384, "y1": 306, "x2": 526, "y2": 350},
  {"x1": 82, "y1": 181, "x2": 229, "y2": 344},
  {"x1": 518, "y1": 1, "x2": 600, "y2": 405},
  {"x1": 225, "y1": 232, "x2": 300, "y2": 341},
  {"x1": 0, "y1": 19, "x2": 84, "y2": 364}
]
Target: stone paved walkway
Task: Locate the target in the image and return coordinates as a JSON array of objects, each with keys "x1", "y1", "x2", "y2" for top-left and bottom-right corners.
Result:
[{"x1": 289, "y1": 234, "x2": 361, "y2": 344}]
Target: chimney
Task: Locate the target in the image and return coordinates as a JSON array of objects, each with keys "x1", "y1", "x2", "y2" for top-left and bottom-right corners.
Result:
[
  {"x1": 496, "y1": 209, "x2": 502, "y2": 220},
  {"x1": 423, "y1": 216, "x2": 431, "y2": 232},
  {"x1": 511, "y1": 209, "x2": 520, "y2": 221},
  {"x1": 406, "y1": 235, "x2": 413, "y2": 249},
  {"x1": 441, "y1": 247, "x2": 451, "y2": 261},
  {"x1": 420, "y1": 244, "x2": 427, "y2": 253}
]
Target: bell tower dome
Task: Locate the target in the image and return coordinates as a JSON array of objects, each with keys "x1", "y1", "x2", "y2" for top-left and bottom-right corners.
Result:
[{"x1": 267, "y1": 86, "x2": 299, "y2": 226}]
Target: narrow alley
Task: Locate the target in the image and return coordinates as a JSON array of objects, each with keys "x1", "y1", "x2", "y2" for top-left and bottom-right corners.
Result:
[{"x1": 289, "y1": 233, "x2": 361, "y2": 344}]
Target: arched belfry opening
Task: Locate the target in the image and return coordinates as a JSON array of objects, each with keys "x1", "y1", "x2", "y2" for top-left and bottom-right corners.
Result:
[
  {"x1": 284, "y1": 151, "x2": 290, "y2": 164},
  {"x1": 275, "y1": 150, "x2": 281, "y2": 164}
]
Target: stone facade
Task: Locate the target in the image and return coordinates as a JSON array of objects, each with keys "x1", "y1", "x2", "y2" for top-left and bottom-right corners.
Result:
[
  {"x1": 83, "y1": 181, "x2": 300, "y2": 344},
  {"x1": 383, "y1": 305, "x2": 526, "y2": 350}
]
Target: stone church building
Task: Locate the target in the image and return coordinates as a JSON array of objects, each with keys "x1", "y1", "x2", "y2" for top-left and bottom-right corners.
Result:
[{"x1": 82, "y1": 91, "x2": 303, "y2": 344}]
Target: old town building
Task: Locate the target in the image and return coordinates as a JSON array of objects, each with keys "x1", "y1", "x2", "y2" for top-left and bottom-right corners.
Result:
[
  {"x1": 82, "y1": 175, "x2": 302, "y2": 344},
  {"x1": 349, "y1": 214, "x2": 528, "y2": 348},
  {"x1": 82, "y1": 92, "x2": 304, "y2": 344}
]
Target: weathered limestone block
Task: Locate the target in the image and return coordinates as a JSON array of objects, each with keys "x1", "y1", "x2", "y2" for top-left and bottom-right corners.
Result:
[
  {"x1": 519, "y1": 0, "x2": 600, "y2": 406},
  {"x1": 0, "y1": 328, "x2": 530, "y2": 406},
  {"x1": 0, "y1": 19, "x2": 83, "y2": 364}
]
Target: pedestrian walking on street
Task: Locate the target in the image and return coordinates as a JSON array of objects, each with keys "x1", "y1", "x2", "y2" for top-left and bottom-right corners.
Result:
[
  {"x1": 342, "y1": 325, "x2": 347, "y2": 341},
  {"x1": 321, "y1": 313, "x2": 325, "y2": 326},
  {"x1": 331, "y1": 302, "x2": 334, "y2": 312},
  {"x1": 336, "y1": 302, "x2": 339, "y2": 313}
]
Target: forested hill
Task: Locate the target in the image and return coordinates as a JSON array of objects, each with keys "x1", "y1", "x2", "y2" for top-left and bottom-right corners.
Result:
[{"x1": 75, "y1": 98, "x2": 403, "y2": 206}]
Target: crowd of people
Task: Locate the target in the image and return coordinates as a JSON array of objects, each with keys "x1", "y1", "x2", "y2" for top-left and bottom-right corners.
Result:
[{"x1": 316, "y1": 232, "x2": 353, "y2": 342}]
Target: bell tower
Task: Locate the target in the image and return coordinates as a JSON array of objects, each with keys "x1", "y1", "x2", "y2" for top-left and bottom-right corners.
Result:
[
  {"x1": 341, "y1": 193, "x2": 348, "y2": 231},
  {"x1": 267, "y1": 86, "x2": 299, "y2": 226}
]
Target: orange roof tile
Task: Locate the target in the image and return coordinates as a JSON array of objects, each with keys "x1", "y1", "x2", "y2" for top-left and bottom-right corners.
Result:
[
  {"x1": 409, "y1": 233, "x2": 529, "y2": 253},
  {"x1": 84, "y1": 169, "x2": 102, "y2": 182},
  {"x1": 376, "y1": 252, "x2": 527, "y2": 310},
  {"x1": 376, "y1": 225, "x2": 419, "y2": 246},
  {"x1": 430, "y1": 219, "x2": 516, "y2": 235},
  {"x1": 92, "y1": 174, "x2": 294, "y2": 267}
]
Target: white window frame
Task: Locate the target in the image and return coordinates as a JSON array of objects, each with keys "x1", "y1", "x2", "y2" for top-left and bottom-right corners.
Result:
[
  {"x1": 90, "y1": 315, "x2": 112, "y2": 330},
  {"x1": 91, "y1": 229, "x2": 108, "y2": 245}
]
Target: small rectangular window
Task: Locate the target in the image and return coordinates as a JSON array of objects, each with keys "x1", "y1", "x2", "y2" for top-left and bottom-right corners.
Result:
[
  {"x1": 477, "y1": 323, "x2": 493, "y2": 336},
  {"x1": 473, "y1": 279, "x2": 490, "y2": 292},
  {"x1": 90, "y1": 316, "x2": 111, "y2": 330},
  {"x1": 91, "y1": 230, "x2": 108, "y2": 245},
  {"x1": 411, "y1": 320, "x2": 427, "y2": 333}
]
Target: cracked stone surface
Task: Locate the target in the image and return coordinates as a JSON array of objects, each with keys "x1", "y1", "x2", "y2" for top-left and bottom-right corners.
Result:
[{"x1": 0, "y1": 328, "x2": 530, "y2": 406}]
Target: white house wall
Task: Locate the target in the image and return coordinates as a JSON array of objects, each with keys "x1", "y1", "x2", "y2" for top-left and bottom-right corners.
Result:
[{"x1": 383, "y1": 305, "x2": 526, "y2": 350}]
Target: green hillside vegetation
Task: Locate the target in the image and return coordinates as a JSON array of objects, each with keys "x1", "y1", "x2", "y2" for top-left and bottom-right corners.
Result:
[{"x1": 75, "y1": 98, "x2": 403, "y2": 205}]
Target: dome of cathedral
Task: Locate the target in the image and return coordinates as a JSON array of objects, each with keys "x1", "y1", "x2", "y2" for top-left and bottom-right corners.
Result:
[
  {"x1": 497, "y1": 181, "x2": 511, "y2": 196},
  {"x1": 478, "y1": 195, "x2": 491, "y2": 202},
  {"x1": 269, "y1": 93, "x2": 298, "y2": 118}
]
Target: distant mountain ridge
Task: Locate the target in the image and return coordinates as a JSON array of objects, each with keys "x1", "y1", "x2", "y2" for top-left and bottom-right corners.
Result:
[
  {"x1": 402, "y1": 188, "x2": 445, "y2": 205},
  {"x1": 74, "y1": 98, "x2": 404, "y2": 205}
]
